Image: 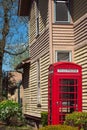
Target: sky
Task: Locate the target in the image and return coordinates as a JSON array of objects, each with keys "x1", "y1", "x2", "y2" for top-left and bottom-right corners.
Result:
[{"x1": 1, "y1": 0, "x2": 29, "y2": 71}]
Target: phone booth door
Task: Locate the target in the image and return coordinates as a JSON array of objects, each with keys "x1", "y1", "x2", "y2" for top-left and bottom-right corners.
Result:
[{"x1": 57, "y1": 78, "x2": 79, "y2": 124}]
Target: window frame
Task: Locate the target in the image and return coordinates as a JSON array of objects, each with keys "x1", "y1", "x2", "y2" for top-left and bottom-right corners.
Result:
[
  {"x1": 36, "y1": 59, "x2": 41, "y2": 107},
  {"x1": 54, "y1": 0, "x2": 70, "y2": 23},
  {"x1": 55, "y1": 50, "x2": 72, "y2": 62}
]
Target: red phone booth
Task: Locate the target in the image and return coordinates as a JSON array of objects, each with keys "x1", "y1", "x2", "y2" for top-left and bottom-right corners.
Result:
[{"x1": 48, "y1": 62, "x2": 82, "y2": 125}]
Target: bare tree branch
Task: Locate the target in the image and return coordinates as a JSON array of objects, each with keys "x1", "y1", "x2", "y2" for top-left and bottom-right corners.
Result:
[{"x1": 4, "y1": 44, "x2": 29, "y2": 56}]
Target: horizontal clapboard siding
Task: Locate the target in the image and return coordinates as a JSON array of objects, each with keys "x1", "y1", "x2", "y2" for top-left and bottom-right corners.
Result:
[
  {"x1": 39, "y1": 0, "x2": 49, "y2": 33},
  {"x1": 74, "y1": 16, "x2": 87, "y2": 46},
  {"x1": 30, "y1": 28, "x2": 49, "y2": 60},
  {"x1": 72, "y1": 0, "x2": 87, "y2": 22},
  {"x1": 24, "y1": 63, "x2": 41, "y2": 117},
  {"x1": 74, "y1": 45, "x2": 87, "y2": 111},
  {"x1": 40, "y1": 53, "x2": 50, "y2": 111},
  {"x1": 23, "y1": 88, "x2": 31, "y2": 114},
  {"x1": 29, "y1": 1, "x2": 36, "y2": 44},
  {"x1": 24, "y1": 53, "x2": 50, "y2": 116},
  {"x1": 29, "y1": 63, "x2": 39, "y2": 117},
  {"x1": 74, "y1": 13, "x2": 87, "y2": 111},
  {"x1": 52, "y1": 24, "x2": 74, "y2": 45},
  {"x1": 29, "y1": 0, "x2": 49, "y2": 44}
]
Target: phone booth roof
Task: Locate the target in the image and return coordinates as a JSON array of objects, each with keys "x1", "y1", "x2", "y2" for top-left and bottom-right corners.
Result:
[{"x1": 48, "y1": 62, "x2": 82, "y2": 75}]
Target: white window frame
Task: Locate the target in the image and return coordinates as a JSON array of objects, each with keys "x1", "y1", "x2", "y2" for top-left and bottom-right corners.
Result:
[
  {"x1": 54, "y1": 0, "x2": 70, "y2": 23},
  {"x1": 55, "y1": 50, "x2": 72, "y2": 62}
]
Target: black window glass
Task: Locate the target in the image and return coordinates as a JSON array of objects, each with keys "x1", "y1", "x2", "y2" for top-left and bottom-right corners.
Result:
[{"x1": 55, "y1": 0, "x2": 69, "y2": 22}]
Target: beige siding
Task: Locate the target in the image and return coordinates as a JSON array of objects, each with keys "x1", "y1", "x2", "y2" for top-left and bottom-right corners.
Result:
[
  {"x1": 24, "y1": 0, "x2": 50, "y2": 118},
  {"x1": 52, "y1": 24, "x2": 74, "y2": 45},
  {"x1": 74, "y1": 45, "x2": 87, "y2": 111},
  {"x1": 74, "y1": 15, "x2": 87, "y2": 46},
  {"x1": 30, "y1": 28, "x2": 49, "y2": 60},
  {"x1": 29, "y1": 0, "x2": 49, "y2": 44},
  {"x1": 52, "y1": 24, "x2": 74, "y2": 62},
  {"x1": 74, "y1": 13, "x2": 87, "y2": 111},
  {"x1": 24, "y1": 53, "x2": 50, "y2": 117},
  {"x1": 24, "y1": 62, "x2": 40, "y2": 116},
  {"x1": 29, "y1": 1, "x2": 36, "y2": 44},
  {"x1": 40, "y1": 53, "x2": 50, "y2": 112},
  {"x1": 72, "y1": 0, "x2": 87, "y2": 22},
  {"x1": 39, "y1": 0, "x2": 49, "y2": 33}
]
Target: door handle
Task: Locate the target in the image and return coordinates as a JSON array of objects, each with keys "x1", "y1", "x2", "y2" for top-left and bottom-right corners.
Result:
[{"x1": 56, "y1": 101, "x2": 59, "y2": 105}]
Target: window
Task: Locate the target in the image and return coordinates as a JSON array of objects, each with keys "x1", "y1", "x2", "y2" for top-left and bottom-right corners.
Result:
[
  {"x1": 36, "y1": 0, "x2": 39, "y2": 35},
  {"x1": 37, "y1": 59, "x2": 41, "y2": 107},
  {"x1": 55, "y1": 51, "x2": 71, "y2": 62},
  {"x1": 55, "y1": 0, "x2": 70, "y2": 22}
]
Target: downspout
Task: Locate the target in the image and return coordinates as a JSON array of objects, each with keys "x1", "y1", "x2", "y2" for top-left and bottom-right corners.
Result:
[{"x1": 17, "y1": 80, "x2": 22, "y2": 106}]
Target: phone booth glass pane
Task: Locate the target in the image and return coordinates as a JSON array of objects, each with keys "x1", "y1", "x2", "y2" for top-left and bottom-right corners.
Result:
[{"x1": 59, "y1": 79, "x2": 78, "y2": 124}]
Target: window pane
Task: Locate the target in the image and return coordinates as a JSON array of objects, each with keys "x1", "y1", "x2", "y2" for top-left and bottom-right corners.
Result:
[
  {"x1": 56, "y1": 51, "x2": 71, "y2": 62},
  {"x1": 56, "y1": 2, "x2": 69, "y2": 21}
]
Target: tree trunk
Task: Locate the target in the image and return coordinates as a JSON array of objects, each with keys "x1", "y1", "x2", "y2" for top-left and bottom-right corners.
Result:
[
  {"x1": 0, "y1": 64, "x2": 2, "y2": 101},
  {"x1": 0, "y1": 1, "x2": 9, "y2": 99}
]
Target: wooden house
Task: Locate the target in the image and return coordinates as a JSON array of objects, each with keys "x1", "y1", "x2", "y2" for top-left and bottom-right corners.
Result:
[
  {"x1": 2, "y1": 71, "x2": 23, "y2": 105},
  {"x1": 18, "y1": 0, "x2": 87, "y2": 127}
]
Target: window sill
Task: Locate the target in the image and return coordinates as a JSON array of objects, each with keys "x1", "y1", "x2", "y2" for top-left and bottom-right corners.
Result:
[{"x1": 53, "y1": 22, "x2": 73, "y2": 25}]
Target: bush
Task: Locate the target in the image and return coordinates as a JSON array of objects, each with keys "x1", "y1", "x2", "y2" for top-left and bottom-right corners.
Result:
[
  {"x1": 0, "y1": 100, "x2": 25, "y2": 126},
  {"x1": 39, "y1": 125, "x2": 78, "y2": 130},
  {"x1": 5, "y1": 125, "x2": 32, "y2": 130},
  {"x1": 64, "y1": 112, "x2": 87, "y2": 130},
  {"x1": 41, "y1": 111, "x2": 48, "y2": 126}
]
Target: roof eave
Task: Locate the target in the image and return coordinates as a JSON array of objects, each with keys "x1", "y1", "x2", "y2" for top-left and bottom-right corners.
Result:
[
  {"x1": 16, "y1": 58, "x2": 31, "y2": 69},
  {"x1": 18, "y1": 0, "x2": 32, "y2": 16}
]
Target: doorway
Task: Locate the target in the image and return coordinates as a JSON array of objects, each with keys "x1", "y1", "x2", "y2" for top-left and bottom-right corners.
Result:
[{"x1": 58, "y1": 79, "x2": 78, "y2": 124}]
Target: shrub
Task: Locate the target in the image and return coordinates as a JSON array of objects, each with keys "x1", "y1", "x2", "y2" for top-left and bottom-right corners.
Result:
[
  {"x1": 0, "y1": 100, "x2": 25, "y2": 126},
  {"x1": 64, "y1": 112, "x2": 87, "y2": 130},
  {"x1": 5, "y1": 125, "x2": 32, "y2": 130},
  {"x1": 39, "y1": 125, "x2": 78, "y2": 130},
  {"x1": 41, "y1": 111, "x2": 48, "y2": 126}
]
